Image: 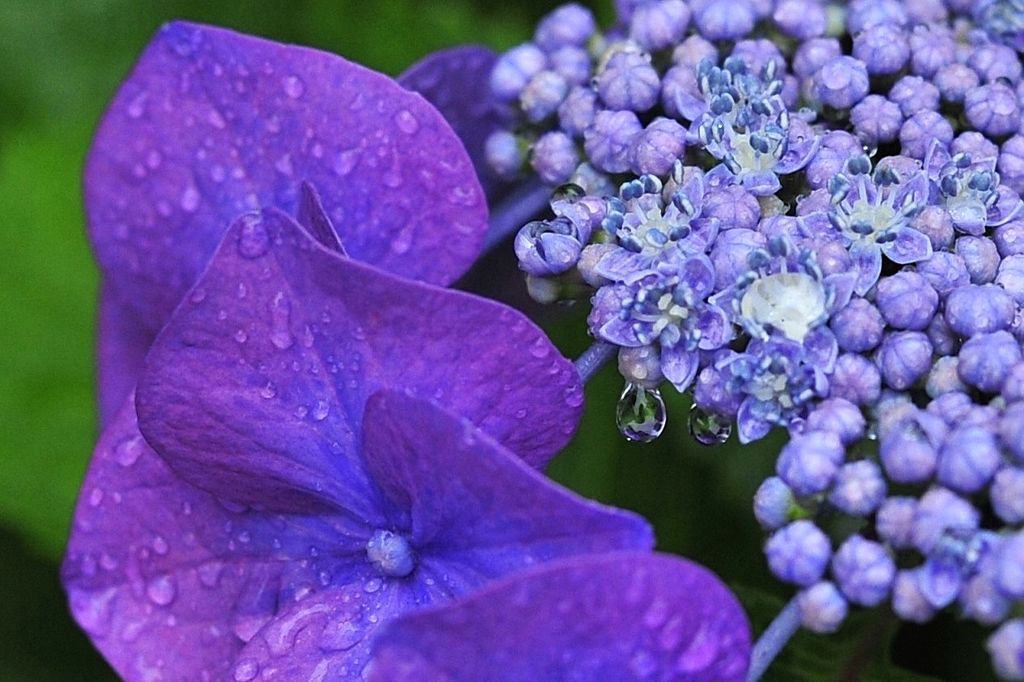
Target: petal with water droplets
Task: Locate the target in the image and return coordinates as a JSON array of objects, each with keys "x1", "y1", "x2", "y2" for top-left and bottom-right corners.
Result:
[
  {"x1": 87, "y1": 22, "x2": 488, "y2": 413},
  {"x1": 136, "y1": 209, "x2": 583, "y2": 513},
  {"x1": 366, "y1": 553, "x2": 751, "y2": 681}
]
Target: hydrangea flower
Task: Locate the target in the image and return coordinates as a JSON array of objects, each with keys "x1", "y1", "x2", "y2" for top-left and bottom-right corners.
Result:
[
  {"x1": 367, "y1": 553, "x2": 752, "y2": 681},
  {"x1": 87, "y1": 22, "x2": 490, "y2": 424},
  {"x1": 63, "y1": 208, "x2": 635, "y2": 679}
]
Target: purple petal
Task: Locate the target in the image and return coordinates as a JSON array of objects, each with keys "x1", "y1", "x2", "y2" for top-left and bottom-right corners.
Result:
[
  {"x1": 804, "y1": 327, "x2": 839, "y2": 373},
  {"x1": 881, "y1": 226, "x2": 933, "y2": 264},
  {"x1": 989, "y1": 185, "x2": 1024, "y2": 227},
  {"x1": 398, "y1": 46, "x2": 509, "y2": 199},
  {"x1": 136, "y1": 208, "x2": 583, "y2": 512},
  {"x1": 892, "y1": 171, "x2": 930, "y2": 209},
  {"x1": 363, "y1": 390, "x2": 654, "y2": 569},
  {"x1": 740, "y1": 170, "x2": 782, "y2": 197},
  {"x1": 775, "y1": 129, "x2": 820, "y2": 174},
  {"x1": 87, "y1": 21, "x2": 487, "y2": 384},
  {"x1": 825, "y1": 271, "x2": 857, "y2": 313},
  {"x1": 97, "y1": 284, "x2": 151, "y2": 427},
  {"x1": 697, "y1": 305, "x2": 734, "y2": 350},
  {"x1": 366, "y1": 553, "x2": 751, "y2": 682},
  {"x1": 919, "y1": 558, "x2": 963, "y2": 609},
  {"x1": 62, "y1": 397, "x2": 375, "y2": 681},
  {"x1": 661, "y1": 346, "x2": 700, "y2": 392},
  {"x1": 591, "y1": 246, "x2": 654, "y2": 283},
  {"x1": 296, "y1": 181, "x2": 345, "y2": 255},
  {"x1": 738, "y1": 398, "x2": 773, "y2": 444},
  {"x1": 850, "y1": 242, "x2": 883, "y2": 295}
]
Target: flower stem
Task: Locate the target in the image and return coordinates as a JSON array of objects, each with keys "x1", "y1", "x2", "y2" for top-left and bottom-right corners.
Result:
[
  {"x1": 747, "y1": 596, "x2": 801, "y2": 682},
  {"x1": 484, "y1": 179, "x2": 550, "y2": 251},
  {"x1": 574, "y1": 342, "x2": 617, "y2": 384}
]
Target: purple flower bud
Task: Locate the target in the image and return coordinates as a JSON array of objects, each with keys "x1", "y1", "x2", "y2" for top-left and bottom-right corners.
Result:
[
  {"x1": 890, "y1": 75, "x2": 940, "y2": 118},
  {"x1": 830, "y1": 460, "x2": 887, "y2": 516},
  {"x1": 832, "y1": 535, "x2": 896, "y2": 607},
  {"x1": 878, "y1": 331, "x2": 933, "y2": 390},
  {"x1": 959, "y1": 331, "x2": 1023, "y2": 393},
  {"x1": 730, "y1": 39, "x2": 785, "y2": 75},
  {"x1": 793, "y1": 38, "x2": 841, "y2": 79},
  {"x1": 530, "y1": 131, "x2": 579, "y2": 185},
  {"x1": 908, "y1": 24, "x2": 956, "y2": 78},
  {"x1": 956, "y1": 236, "x2": 1001, "y2": 284},
  {"x1": 776, "y1": 430, "x2": 846, "y2": 497},
  {"x1": 798, "y1": 581, "x2": 848, "y2": 634},
  {"x1": 1005, "y1": 362, "x2": 1024, "y2": 402},
  {"x1": 694, "y1": 0, "x2": 755, "y2": 41},
  {"x1": 945, "y1": 284, "x2": 1016, "y2": 336},
  {"x1": 629, "y1": 0, "x2": 690, "y2": 51},
  {"x1": 995, "y1": 221, "x2": 1024, "y2": 258},
  {"x1": 485, "y1": 130, "x2": 524, "y2": 178},
  {"x1": 549, "y1": 46, "x2": 591, "y2": 87},
  {"x1": 851, "y1": 95, "x2": 903, "y2": 146},
  {"x1": 631, "y1": 117, "x2": 686, "y2": 176},
  {"x1": 709, "y1": 228, "x2": 764, "y2": 290},
  {"x1": 703, "y1": 186, "x2": 760, "y2": 231},
  {"x1": 937, "y1": 426, "x2": 1002, "y2": 493},
  {"x1": 965, "y1": 83, "x2": 1021, "y2": 138},
  {"x1": 917, "y1": 252, "x2": 969, "y2": 296},
  {"x1": 987, "y1": 620, "x2": 1024, "y2": 681},
  {"x1": 876, "y1": 272, "x2": 939, "y2": 331},
  {"x1": 961, "y1": 560, "x2": 1011, "y2": 626},
  {"x1": 952, "y1": 131, "x2": 1000, "y2": 162},
  {"x1": 876, "y1": 496, "x2": 917, "y2": 549},
  {"x1": 815, "y1": 56, "x2": 870, "y2": 109},
  {"x1": 830, "y1": 353, "x2": 882, "y2": 406},
  {"x1": 968, "y1": 42, "x2": 1023, "y2": 84},
  {"x1": 491, "y1": 43, "x2": 547, "y2": 101},
  {"x1": 765, "y1": 520, "x2": 832, "y2": 587},
  {"x1": 754, "y1": 476, "x2": 795, "y2": 531},
  {"x1": 992, "y1": 467, "x2": 1024, "y2": 524},
  {"x1": 515, "y1": 217, "x2": 584, "y2": 277},
  {"x1": 671, "y1": 34, "x2": 717, "y2": 68},
  {"x1": 805, "y1": 398, "x2": 866, "y2": 445},
  {"x1": 854, "y1": 25, "x2": 909, "y2": 76},
  {"x1": 997, "y1": 254, "x2": 1024, "y2": 303},
  {"x1": 535, "y1": 3, "x2": 595, "y2": 50},
  {"x1": 660, "y1": 64, "x2": 704, "y2": 121},
  {"x1": 892, "y1": 569, "x2": 937, "y2": 623},
  {"x1": 848, "y1": 0, "x2": 908, "y2": 33},
  {"x1": 829, "y1": 299, "x2": 884, "y2": 354},
  {"x1": 933, "y1": 63, "x2": 980, "y2": 104},
  {"x1": 1001, "y1": 402, "x2": 1024, "y2": 463},
  {"x1": 911, "y1": 487, "x2": 979, "y2": 554},
  {"x1": 584, "y1": 110, "x2": 643, "y2": 174},
  {"x1": 900, "y1": 110, "x2": 954, "y2": 159},
  {"x1": 880, "y1": 419, "x2": 939, "y2": 484},
  {"x1": 596, "y1": 51, "x2": 660, "y2": 112},
  {"x1": 773, "y1": 0, "x2": 826, "y2": 39},
  {"x1": 558, "y1": 86, "x2": 598, "y2": 138},
  {"x1": 905, "y1": 0, "x2": 947, "y2": 24},
  {"x1": 999, "y1": 136, "x2": 1024, "y2": 195},
  {"x1": 926, "y1": 355, "x2": 967, "y2": 397},
  {"x1": 913, "y1": 206, "x2": 956, "y2": 251},
  {"x1": 927, "y1": 391, "x2": 973, "y2": 425},
  {"x1": 996, "y1": 533, "x2": 1024, "y2": 599},
  {"x1": 927, "y1": 312, "x2": 960, "y2": 356}
]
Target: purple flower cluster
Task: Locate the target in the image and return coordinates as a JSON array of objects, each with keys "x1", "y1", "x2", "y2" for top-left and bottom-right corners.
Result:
[
  {"x1": 64, "y1": 22, "x2": 753, "y2": 680},
  {"x1": 493, "y1": 1, "x2": 1024, "y2": 675}
]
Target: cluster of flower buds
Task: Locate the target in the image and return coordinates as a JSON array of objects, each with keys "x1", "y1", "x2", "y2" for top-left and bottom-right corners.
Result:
[{"x1": 493, "y1": 0, "x2": 1024, "y2": 677}]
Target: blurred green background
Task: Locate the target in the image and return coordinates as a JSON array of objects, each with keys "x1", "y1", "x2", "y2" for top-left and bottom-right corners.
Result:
[{"x1": 0, "y1": 0, "x2": 995, "y2": 679}]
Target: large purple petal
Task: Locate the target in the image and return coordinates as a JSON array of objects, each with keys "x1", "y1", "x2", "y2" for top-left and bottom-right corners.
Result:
[
  {"x1": 87, "y1": 22, "x2": 488, "y2": 401},
  {"x1": 136, "y1": 208, "x2": 583, "y2": 512},
  {"x1": 364, "y1": 390, "x2": 653, "y2": 566},
  {"x1": 366, "y1": 553, "x2": 752, "y2": 682},
  {"x1": 398, "y1": 46, "x2": 509, "y2": 199},
  {"x1": 97, "y1": 283, "x2": 151, "y2": 427},
  {"x1": 62, "y1": 396, "x2": 378, "y2": 681},
  {"x1": 850, "y1": 242, "x2": 883, "y2": 295},
  {"x1": 661, "y1": 346, "x2": 700, "y2": 392}
]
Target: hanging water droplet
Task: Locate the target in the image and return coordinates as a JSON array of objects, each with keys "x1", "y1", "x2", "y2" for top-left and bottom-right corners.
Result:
[
  {"x1": 615, "y1": 383, "x2": 666, "y2": 443},
  {"x1": 549, "y1": 182, "x2": 585, "y2": 213},
  {"x1": 687, "y1": 404, "x2": 732, "y2": 446}
]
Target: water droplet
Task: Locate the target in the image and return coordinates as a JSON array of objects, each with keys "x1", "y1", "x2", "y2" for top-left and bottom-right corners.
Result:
[
  {"x1": 237, "y1": 213, "x2": 270, "y2": 259},
  {"x1": 312, "y1": 400, "x2": 329, "y2": 422},
  {"x1": 615, "y1": 383, "x2": 667, "y2": 443},
  {"x1": 549, "y1": 182, "x2": 585, "y2": 212},
  {"x1": 180, "y1": 183, "x2": 201, "y2": 212},
  {"x1": 234, "y1": 329, "x2": 248, "y2": 343},
  {"x1": 197, "y1": 561, "x2": 224, "y2": 588},
  {"x1": 687, "y1": 404, "x2": 732, "y2": 446},
  {"x1": 146, "y1": 574, "x2": 177, "y2": 606},
  {"x1": 115, "y1": 434, "x2": 145, "y2": 467},
  {"x1": 363, "y1": 578, "x2": 382, "y2": 594},
  {"x1": 319, "y1": 618, "x2": 365, "y2": 652},
  {"x1": 233, "y1": 660, "x2": 259, "y2": 682},
  {"x1": 190, "y1": 287, "x2": 207, "y2": 304},
  {"x1": 282, "y1": 74, "x2": 305, "y2": 99},
  {"x1": 333, "y1": 148, "x2": 359, "y2": 176},
  {"x1": 260, "y1": 382, "x2": 277, "y2": 399},
  {"x1": 126, "y1": 92, "x2": 147, "y2": 119},
  {"x1": 88, "y1": 488, "x2": 104, "y2": 507},
  {"x1": 394, "y1": 109, "x2": 419, "y2": 134},
  {"x1": 152, "y1": 536, "x2": 169, "y2": 555},
  {"x1": 269, "y1": 291, "x2": 294, "y2": 350}
]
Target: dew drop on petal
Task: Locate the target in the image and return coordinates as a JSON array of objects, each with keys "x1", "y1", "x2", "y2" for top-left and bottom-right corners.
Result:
[
  {"x1": 237, "y1": 213, "x2": 270, "y2": 259},
  {"x1": 394, "y1": 109, "x2": 419, "y2": 135},
  {"x1": 146, "y1": 574, "x2": 177, "y2": 606},
  {"x1": 233, "y1": 660, "x2": 259, "y2": 682},
  {"x1": 688, "y1": 404, "x2": 732, "y2": 446},
  {"x1": 616, "y1": 383, "x2": 666, "y2": 443},
  {"x1": 269, "y1": 291, "x2": 294, "y2": 350},
  {"x1": 180, "y1": 182, "x2": 201, "y2": 213},
  {"x1": 282, "y1": 74, "x2": 305, "y2": 99}
]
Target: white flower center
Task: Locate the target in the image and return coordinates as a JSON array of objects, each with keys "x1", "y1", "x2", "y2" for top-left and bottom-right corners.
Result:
[{"x1": 740, "y1": 272, "x2": 826, "y2": 342}]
